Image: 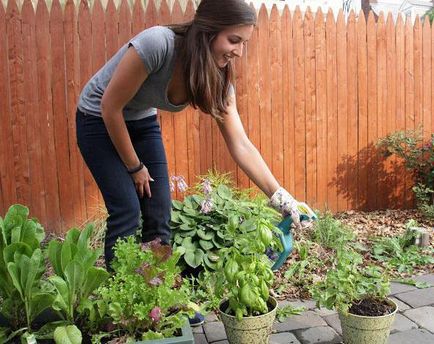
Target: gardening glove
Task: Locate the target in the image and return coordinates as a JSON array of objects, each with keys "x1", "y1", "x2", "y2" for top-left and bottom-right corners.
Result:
[{"x1": 269, "y1": 187, "x2": 314, "y2": 230}]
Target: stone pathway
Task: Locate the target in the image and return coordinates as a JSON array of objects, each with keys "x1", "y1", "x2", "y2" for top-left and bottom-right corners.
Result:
[{"x1": 192, "y1": 273, "x2": 434, "y2": 344}]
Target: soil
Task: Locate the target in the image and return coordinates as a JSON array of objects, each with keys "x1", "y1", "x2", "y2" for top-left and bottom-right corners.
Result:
[{"x1": 349, "y1": 297, "x2": 395, "y2": 317}]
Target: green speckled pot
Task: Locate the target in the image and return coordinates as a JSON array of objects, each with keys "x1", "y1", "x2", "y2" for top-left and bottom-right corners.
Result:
[
  {"x1": 219, "y1": 297, "x2": 277, "y2": 344},
  {"x1": 339, "y1": 298, "x2": 398, "y2": 344}
]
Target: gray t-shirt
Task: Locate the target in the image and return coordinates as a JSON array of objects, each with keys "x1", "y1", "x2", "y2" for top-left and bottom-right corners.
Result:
[{"x1": 78, "y1": 26, "x2": 188, "y2": 121}]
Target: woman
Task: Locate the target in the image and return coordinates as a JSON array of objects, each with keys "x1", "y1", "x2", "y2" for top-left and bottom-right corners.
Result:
[{"x1": 76, "y1": 0, "x2": 310, "y2": 269}]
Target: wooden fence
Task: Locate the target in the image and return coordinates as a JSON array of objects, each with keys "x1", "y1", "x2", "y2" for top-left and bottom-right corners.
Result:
[{"x1": 1, "y1": 0, "x2": 433, "y2": 233}]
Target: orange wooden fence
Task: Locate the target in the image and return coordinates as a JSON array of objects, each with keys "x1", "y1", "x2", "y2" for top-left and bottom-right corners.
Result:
[{"x1": 1, "y1": 0, "x2": 433, "y2": 233}]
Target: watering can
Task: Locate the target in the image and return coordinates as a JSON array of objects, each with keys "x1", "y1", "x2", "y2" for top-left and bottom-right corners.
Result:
[{"x1": 270, "y1": 203, "x2": 317, "y2": 271}]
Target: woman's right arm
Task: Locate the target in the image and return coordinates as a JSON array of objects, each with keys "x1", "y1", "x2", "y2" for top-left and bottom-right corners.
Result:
[{"x1": 101, "y1": 47, "x2": 153, "y2": 198}]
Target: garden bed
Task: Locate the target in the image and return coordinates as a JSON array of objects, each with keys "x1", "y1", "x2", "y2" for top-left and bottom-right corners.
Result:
[{"x1": 274, "y1": 209, "x2": 434, "y2": 300}]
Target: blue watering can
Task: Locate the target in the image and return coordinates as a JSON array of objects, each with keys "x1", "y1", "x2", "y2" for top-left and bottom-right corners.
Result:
[{"x1": 271, "y1": 203, "x2": 317, "y2": 271}]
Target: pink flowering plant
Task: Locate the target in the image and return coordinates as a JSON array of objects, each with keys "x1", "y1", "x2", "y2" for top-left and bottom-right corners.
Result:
[
  {"x1": 171, "y1": 171, "x2": 281, "y2": 271},
  {"x1": 95, "y1": 236, "x2": 193, "y2": 341}
]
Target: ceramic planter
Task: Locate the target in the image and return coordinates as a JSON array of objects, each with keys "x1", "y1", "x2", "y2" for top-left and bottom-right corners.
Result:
[
  {"x1": 219, "y1": 297, "x2": 277, "y2": 344},
  {"x1": 135, "y1": 323, "x2": 194, "y2": 343},
  {"x1": 338, "y1": 298, "x2": 398, "y2": 344}
]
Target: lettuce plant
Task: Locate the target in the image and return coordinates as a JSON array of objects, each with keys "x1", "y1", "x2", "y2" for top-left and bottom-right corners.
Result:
[
  {"x1": 96, "y1": 237, "x2": 193, "y2": 341},
  {"x1": 0, "y1": 204, "x2": 54, "y2": 341}
]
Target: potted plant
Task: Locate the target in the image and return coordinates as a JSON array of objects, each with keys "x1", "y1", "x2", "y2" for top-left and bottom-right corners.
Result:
[
  {"x1": 310, "y1": 247, "x2": 398, "y2": 344},
  {"x1": 215, "y1": 217, "x2": 280, "y2": 344},
  {"x1": 0, "y1": 204, "x2": 108, "y2": 344},
  {"x1": 94, "y1": 236, "x2": 195, "y2": 343}
]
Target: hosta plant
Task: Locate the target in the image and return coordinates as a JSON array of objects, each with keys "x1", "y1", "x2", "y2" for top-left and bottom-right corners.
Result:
[
  {"x1": 171, "y1": 171, "x2": 281, "y2": 271},
  {"x1": 96, "y1": 236, "x2": 193, "y2": 341}
]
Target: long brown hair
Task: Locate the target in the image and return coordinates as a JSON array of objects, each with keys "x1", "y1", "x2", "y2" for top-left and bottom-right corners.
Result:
[{"x1": 169, "y1": 0, "x2": 257, "y2": 120}]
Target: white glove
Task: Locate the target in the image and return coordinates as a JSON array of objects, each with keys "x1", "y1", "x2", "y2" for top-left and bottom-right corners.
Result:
[{"x1": 269, "y1": 187, "x2": 314, "y2": 229}]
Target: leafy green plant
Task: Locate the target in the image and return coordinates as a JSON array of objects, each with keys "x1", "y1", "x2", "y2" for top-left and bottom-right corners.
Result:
[
  {"x1": 96, "y1": 236, "x2": 193, "y2": 341},
  {"x1": 377, "y1": 130, "x2": 434, "y2": 217},
  {"x1": 371, "y1": 224, "x2": 434, "y2": 274},
  {"x1": 310, "y1": 248, "x2": 390, "y2": 314},
  {"x1": 311, "y1": 211, "x2": 356, "y2": 250},
  {"x1": 276, "y1": 304, "x2": 305, "y2": 322},
  {"x1": 171, "y1": 171, "x2": 281, "y2": 270},
  {"x1": 0, "y1": 204, "x2": 55, "y2": 342},
  {"x1": 283, "y1": 240, "x2": 325, "y2": 286},
  {"x1": 189, "y1": 270, "x2": 221, "y2": 313},
  {"x1": 47, "y1": 224, "x2": 109, "y2": 334},
  {"x1": 215, "y1": 218, "x2": 281, "y2": 320}
]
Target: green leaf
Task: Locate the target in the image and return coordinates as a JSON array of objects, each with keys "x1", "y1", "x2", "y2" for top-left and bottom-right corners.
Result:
[
  {"x1": 184, "y1": 248, "x2": 204, "y2": 268},
  {"x1": 64, "y1": 261, "x2": 84, "y2": 301},
  {"x1": 217, "y1": 184, "x2": 232, "y2": 199},
  {"x1": 172, "y1": 200, "x2": 183, "y2": 210},
  {"x1": 3, "y1": 205, "x2": 29, "y2": 244},
  {"x1": 64, "y1": 229, "x2": 80, "y2": 246},
  {"x1": 29, "y1": 292, "x2": 55, "y2": 321},
  {"x1": 80, "y1": 267, "x2": 109, "y2": 299},
  {"x1": 197, "y1": 230, "x2": 214, "y2": 240},
  {"x1": 77, "y1": 225, "x2": 93, "y2": 252},
  {"x1": 60, "y1": 242, "x2": 77, "y2": 273},
  {"x1": 48, "y1": 240, "x2": 63, "y2": 277},
  {"x1": 49, "y1": 276, "x2": 70, "y2": 313},
  {"x1": 3, "y1": 242, "x2": 32, "y2": 263},
  {"x1": 199, "y1": 240, "x2": 214, "y2": 251},
  {"x1": 53, "y1": 325, "x2": 82, "y2": 344},
  {"x1": 7, "y1": 262, "x2": 23, "y2": 298}
]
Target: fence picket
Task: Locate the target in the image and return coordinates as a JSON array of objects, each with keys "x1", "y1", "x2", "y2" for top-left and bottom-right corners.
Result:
[
  {"x1": 1, "y1": 2, "x2": 15, "y2": 212},
  {"x1": 281, "y1": 6, "x2": 295, "y2": 196},
  {"x1": 347, "y1": 11, "x2": 358, "y2": 209},
  {"x1": 395, "y1": 14, "x2": 406, "y2": 209},
  {"x1": 51, "y1": 0, "x2": 74, "y2": 231},
  {"x1": 7, "y1": 0, "x2": 29, "y2": 208},
  {"x1": 422, "y1": 17, "x2": 432, "y2": 140},
  {"x1": 326, "y1": 9, "x2": 337, "y2": 211},
  {"x1": 315, "y1": 9, "x2": 327, "y2": 210},
  {"x1": 336, "y1": 10, "x2": 348, "y2": 211},
  {"x1": 386, "y1": 13, "x2": 398, "y2": 208},
  {"x1": 293, "y1": 7, "x2": 306, "y2": 200},
  {"x1": 36, "y1": 0, "x2": 61, "y2": 230}
]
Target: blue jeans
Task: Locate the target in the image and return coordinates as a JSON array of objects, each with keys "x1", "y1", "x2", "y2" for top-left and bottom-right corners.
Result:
[{"x1": 76, "y1": 109, "x2": 172, "y2": 266}]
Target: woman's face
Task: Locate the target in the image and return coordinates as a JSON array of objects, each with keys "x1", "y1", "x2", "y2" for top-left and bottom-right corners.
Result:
[{"x1": 211, "y1": 24, "x2": 254, "y2": 68}]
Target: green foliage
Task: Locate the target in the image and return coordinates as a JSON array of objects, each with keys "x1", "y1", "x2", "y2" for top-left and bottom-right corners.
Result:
[
  {"x1": 283, "y1": 240, "x2": 325, "y2": 286},
  {"x1": 97, "y1": 236, "x2": 193, "y2": 340},
  {"x1": 53, "y1": 325, "x2": 82, "y2": 344},
  {"x1": 276, "y1": 305, "x2": 304, "y2": 322},
  {"x1": 47, "y1": 224, "x2": 109, "y2": 331},
  {"x1": 0, "y1": 204, "x2": 54, "y2": 337},
  {"x1": 171, "y1": 171, "x2": 281, "y2": 270},
  {"x1": 311, "y1": 212, "x2": 356, "y2": 250},
  {"x1": 377, "y1": 130, "x2": 434, "y2": 217},
  {"x1": 0, "y1": 204, "x2": 110, "y2": 343},
  {"x1": 310, "y1": 248, "x2": 390, "y2": 315},
  {"x1": 189, "y1": 270, "x2": 222, "y2": 313},
  {"x1": 371, "y1": 223, "x2": 434, "y2": 274},
  {"x1": 215, "y1": 218, "x2": 280, "y2": 320}
]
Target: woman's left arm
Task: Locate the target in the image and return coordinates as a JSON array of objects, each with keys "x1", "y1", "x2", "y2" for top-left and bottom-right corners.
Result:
[{"x1": 216, "y1": 93, "x2": 279, "y2": 198}]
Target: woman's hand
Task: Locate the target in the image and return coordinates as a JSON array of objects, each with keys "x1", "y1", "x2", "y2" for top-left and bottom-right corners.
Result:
[
  {"x1": 130, "y1": 165, "x2": 154, "y2": 198},
  {"x1": 269, "y1": 187, "x2": 314, "y2": 230}
]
